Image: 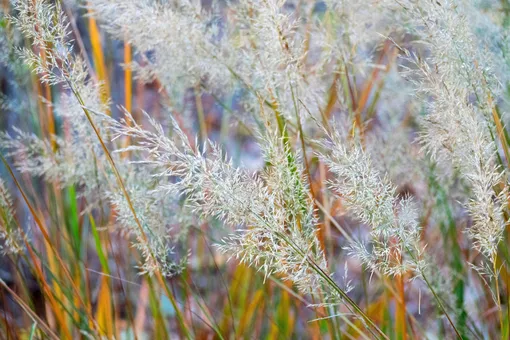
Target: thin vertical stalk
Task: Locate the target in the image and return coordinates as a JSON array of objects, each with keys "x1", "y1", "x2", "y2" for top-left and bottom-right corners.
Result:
[
  {"x1": 122, "y1": 39, "x2": 133, "y2": 151},
  {"x1": 396, "y1": 272, "x2": 406, "y2": 340},
  {"x1": 195, "y1": 84, "x2": 208, "y2": 145},
  {"x1": 493, "y1": 253, "x2": 504, "y2": 337}
]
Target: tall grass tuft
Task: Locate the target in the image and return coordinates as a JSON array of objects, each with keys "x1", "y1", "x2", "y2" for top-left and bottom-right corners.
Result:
[{"x1": 1, "y1": 0, "x2": 510, "y2": 338}]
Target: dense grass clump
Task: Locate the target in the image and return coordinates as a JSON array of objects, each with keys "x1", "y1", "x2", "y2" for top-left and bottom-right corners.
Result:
[{"x1": 1, "y1": 0, "x2": 510, "y2": 338}]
